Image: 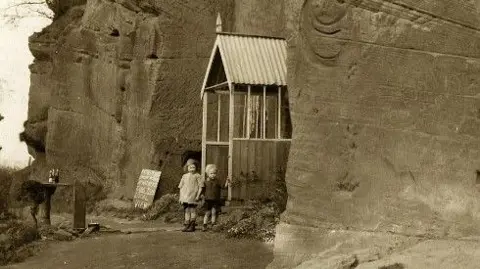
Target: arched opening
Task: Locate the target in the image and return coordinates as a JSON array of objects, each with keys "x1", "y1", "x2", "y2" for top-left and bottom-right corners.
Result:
[{"x1": 181, "y1": 151, "x2": 201, "y2": 167}]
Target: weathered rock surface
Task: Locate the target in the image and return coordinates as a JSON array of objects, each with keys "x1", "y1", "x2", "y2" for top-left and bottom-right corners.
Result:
[
  {"x1": 294, "y1": 254, "x2": 357, "y2": 269},
  {"x1": 270, "y1": 0, "x2": 480, "y2": 268},
  {"x1": 24, "y1": 0, "x2": 480, "y2": 267},
  {"x1": 22, "y1": 0, "x2": 284, "y2": 209},
  {"x1": 292, "y1": 238, "x2": 480, "y2": 269},
  {"x1": 356, "y1": 239, "x2": 480, "y2": 269}
]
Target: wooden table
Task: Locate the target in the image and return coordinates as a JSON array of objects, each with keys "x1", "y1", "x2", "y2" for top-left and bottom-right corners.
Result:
[{"x1": 40, "y1": 182, "x2": 71, "y2": 226}]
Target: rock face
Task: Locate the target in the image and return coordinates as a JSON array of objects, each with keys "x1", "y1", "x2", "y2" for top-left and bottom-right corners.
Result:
[
  {"x1": 25, "y1": 0, "x2": 480, "y2": 267},
  {"x1": 23, "y1": 0, "x2": 284, "y2": 205},
  {"x1": 270, "y1": 0, "x2": 480, "y2": 268}
]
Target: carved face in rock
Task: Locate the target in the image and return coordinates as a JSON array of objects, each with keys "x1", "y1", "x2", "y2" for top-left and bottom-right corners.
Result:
[{"x1": 300, "y1": 0, "x2": 352, "y2": 66}]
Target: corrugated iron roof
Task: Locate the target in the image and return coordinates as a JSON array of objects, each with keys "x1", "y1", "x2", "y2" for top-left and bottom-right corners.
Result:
[{"x1": 201, "y1": 32, "x2": 287, "y2": 93}]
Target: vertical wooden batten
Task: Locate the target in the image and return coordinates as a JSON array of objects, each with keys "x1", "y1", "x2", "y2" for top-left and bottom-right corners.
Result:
[
  {"x1": 278, "y1": 86, "x2": 282, "y2": 139},
  {"x1": 262, "y1": 85, "x2": 267, "y2": 139},
  {"x1": 217, "y1": 94, "x2": 222, "y2": 142},
  {"x1": 247, "y1": 85, "x2": 251, "y2": 139},
  {"x1": 201, "y1": 92, "x2": 208, "y2": 177},
  {"x1": 227, "y1": 84, "x2": 235, "y2": 202}
]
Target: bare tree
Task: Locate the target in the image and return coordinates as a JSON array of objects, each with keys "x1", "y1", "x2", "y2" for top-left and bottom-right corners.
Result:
[{"x1": 1, "y1": 0, "x2": 53, "y2": 26}]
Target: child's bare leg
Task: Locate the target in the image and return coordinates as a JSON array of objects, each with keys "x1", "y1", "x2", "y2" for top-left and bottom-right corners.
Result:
[
  {"x1": 203, "y1": 211, "x2": 211, "y2": 225},
  {"x1": 184, "y1": 207, "x2": 191, "y2": 224},
  {"x1": 190, "y1": 207, "x2": 197, "y2": 221},
  {"x1": 211, "y1": 207, "x2": 217, "y2": 224}
]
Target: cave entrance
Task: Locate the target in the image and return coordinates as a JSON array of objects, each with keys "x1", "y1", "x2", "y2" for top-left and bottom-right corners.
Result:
[
  {"x1": 200, "y1": 31, "x2": 291, "y2": 204},
  {"x1": 181, "y1": 151, "x2": 201, "y2": 167}
]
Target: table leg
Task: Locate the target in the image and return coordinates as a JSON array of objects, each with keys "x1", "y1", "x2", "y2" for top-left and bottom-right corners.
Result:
[
  {"x1": 40, "y1": 187, "x2": 56, "y2": 226},
  {"x1": 73, "y1": 181, "x2": 86, "y2": 230}
]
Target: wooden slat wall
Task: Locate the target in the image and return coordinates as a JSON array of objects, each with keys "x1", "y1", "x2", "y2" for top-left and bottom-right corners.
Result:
[
  {"x1": 231, "y1": 140, "x2": 290, "y2": 201},
  {"x1": 206, "y1": 93, "x2": 218, "y2": 141}
]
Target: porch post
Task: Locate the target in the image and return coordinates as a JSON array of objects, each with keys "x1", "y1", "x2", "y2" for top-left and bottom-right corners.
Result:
[
  {"x1": 201, "y1": 92, "x2": 208, "y2": 178},
  {"x1": 247, "y1": 85, "x2": 251, "y2": 138},
  {"x1": 227, "y1": 84, "x2": 234, "y2": 202},
  {"x1": 262, "y1": 85, "x2": 267, "y2": 139},
  {"x1": 278, "y1": 86, "x2": 282, "y2": 139},
  {"x1": 217, "y1": 95, "x2": 221, "y2": 142}
]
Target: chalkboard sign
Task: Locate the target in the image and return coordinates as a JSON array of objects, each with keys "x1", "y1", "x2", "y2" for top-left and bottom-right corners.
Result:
[{"x1": 133, "y1": 169, "x2": 162, "y2": 209}]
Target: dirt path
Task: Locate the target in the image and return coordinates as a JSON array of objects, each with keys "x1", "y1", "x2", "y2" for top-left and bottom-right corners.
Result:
[{"x1": 5, "y1": 231, "x2": 273, "y2": 269}]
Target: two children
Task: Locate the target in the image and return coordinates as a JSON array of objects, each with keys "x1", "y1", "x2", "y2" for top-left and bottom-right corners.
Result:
[{"x1": 178, "y1": 159, "x2": 230, "y2": 232}]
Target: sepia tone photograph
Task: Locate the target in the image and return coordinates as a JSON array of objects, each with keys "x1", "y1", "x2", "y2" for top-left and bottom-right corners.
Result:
[{"x1": 0, "y1": 0, "x2": 479, "y2": 268}]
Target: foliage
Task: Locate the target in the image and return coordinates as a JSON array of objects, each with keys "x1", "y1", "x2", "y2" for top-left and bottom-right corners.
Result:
[
  {"x1": 0, "y1": 220, "x2": 39, "y2": 265},
  {"x1": 141, "y1": 194, "x2": 183, "y2": 223},
  {"x1": 215, "y1": 171, "x2": 288, "y2": 242},
  {"x1": 213, "y1": 201, "x2": 280, "y2": 242},
  {"x1": 0, "y1": 167, "x2": 15, "y2": 217}
]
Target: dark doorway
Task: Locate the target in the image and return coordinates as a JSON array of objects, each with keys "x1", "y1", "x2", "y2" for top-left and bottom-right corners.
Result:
[{"x1": 182, "y1": 151, "x2": 201, "y2": 167}]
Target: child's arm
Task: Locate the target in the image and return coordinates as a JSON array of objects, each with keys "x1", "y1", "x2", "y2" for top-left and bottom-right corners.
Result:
[
  {"x1": 178, "y1": 175, "x2": 184, "y2": 189},
  {"x1": 223, "y1": 177, "x2": 231, "y2": 188},
  {"x1": 195, "y1": 175, "x2": 205, "y2": 200}
]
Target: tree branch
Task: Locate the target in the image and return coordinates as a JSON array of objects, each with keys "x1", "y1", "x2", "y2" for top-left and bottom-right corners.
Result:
[{"x1": 1, "y1": 0, "x2": 54, "y2": 24}]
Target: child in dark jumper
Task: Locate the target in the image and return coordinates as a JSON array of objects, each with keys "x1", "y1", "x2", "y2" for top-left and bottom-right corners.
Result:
[{"x1": 201, "y1": 164, "x2": 230, "y2": 231}]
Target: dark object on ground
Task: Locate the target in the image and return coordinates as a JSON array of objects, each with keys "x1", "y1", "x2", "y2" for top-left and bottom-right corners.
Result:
[
  {"x1": 80, "y1": 227, "x2": 96, "y2": 238},
  {"x1": 379, "y1": 263, "x2": 405, "y2": 269},
  {"x1": 87, "y1": 223, "x2": 100, "y2": 232}
]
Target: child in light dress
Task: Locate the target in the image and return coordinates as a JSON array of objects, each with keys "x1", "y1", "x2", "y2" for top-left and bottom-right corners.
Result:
[{"x1": 178, "y1": 159, "x2": 204, "y2": 232}]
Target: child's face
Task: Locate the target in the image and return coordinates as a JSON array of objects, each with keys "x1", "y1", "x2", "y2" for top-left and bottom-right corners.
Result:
[
  {"x1": 187, "y1": 164, "x2": 196, "y2": 173},
  {"x1": 207, "y1": 169, "x2": 217, "y2": 179}
]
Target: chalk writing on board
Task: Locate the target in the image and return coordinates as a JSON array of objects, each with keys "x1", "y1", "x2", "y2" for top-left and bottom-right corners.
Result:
[{"x1": 133, "y1": 169, "x2": 162, "y2": 209}]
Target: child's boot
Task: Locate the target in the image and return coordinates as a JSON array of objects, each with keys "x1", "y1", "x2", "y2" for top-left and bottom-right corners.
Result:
[
  {"x1": 186, "y1": 221, "x2": 196, "y2": 232},
  {"x1": 202, "y1": 223, "x2": 208, "y2": 232},
  {"x1": 182, "y1": 222, "x2": 190, "y2": 232}
]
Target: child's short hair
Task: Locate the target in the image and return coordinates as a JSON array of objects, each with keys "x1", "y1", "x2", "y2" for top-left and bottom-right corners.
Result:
[
  {"x1": 205, "y1": 164, "x2": 218, "y2": 174},
  {"x1": 183, "y1": 158, "x2": 199, "y2": 172}
]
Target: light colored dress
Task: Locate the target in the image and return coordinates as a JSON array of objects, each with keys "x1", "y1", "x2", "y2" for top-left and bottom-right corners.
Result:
[{"x1": 178, "y1": 173, "x2": 204, "y2": 204}]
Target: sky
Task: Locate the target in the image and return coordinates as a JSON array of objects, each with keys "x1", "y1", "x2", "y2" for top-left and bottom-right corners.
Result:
[{"x1": 0, "y1": 0, "x2": 51, "y2": 167}]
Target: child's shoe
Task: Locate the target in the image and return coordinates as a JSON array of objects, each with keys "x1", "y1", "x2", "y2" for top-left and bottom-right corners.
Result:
[
  {"x1": 186, "y1": 221, "x2": 196, "y2": 232},
  {"x1": 182, "y1": 222, "x2": 190, "y2": 232}
]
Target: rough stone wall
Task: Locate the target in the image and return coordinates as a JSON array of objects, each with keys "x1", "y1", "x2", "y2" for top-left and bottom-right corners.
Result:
[
  {"x1": 270, "y1": 0, "x2": 480, "y2": 268},
  {"x1": 24, "y1": 0, "x2": 236, "y2": 201},
  {"x1": 23, "y1": 0, "x2": 284, "y2": 206},
  {"x1": 233, "y1": 0, "x2": 285, "y2": 36}
]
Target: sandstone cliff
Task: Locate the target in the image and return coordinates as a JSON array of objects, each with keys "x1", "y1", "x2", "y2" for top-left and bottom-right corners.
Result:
[{"x1": 22, "y1": 0, "x2": 284, "y2": 207}]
